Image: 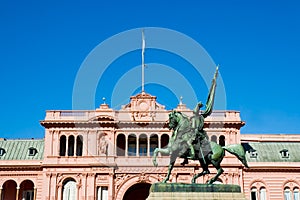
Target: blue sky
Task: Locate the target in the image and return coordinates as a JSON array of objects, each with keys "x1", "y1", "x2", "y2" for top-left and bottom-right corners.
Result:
[{"x1": 0, "y1": 0, "x2": 300, "y2": 139}]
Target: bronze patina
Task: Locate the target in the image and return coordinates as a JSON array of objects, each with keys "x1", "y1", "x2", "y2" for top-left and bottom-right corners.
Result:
[{"x1": 152, "y1": 67, "x2": 249, "y2": 184}]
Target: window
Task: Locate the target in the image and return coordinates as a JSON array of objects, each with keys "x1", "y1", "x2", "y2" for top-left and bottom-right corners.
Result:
[
  {"x1": 211, "y1": 135, "x2": 217, "y2": 143},
  {"x1": 139, "y1": 134, "x2": 147, "y2": 156},
  {"x1": 219, "y1": 135, "x2": 225, "y2": 146},
  {"x1": 60, "y1": 135, "x2": 66, "y2": 156},
  {"x1": 97, "y1": 186, "x2": 108, "y2": 200},
  {"x1": 280, "y1": 149, "x2": 289, "y2": 158},
  {"x1": 251, "y1": 187, "x2": 258, "y2": 200},
  {"x1": 76, "y1": 135, "x2": 83, "y2": 156},
  {"x1": 28, "y1": 147, "x2": 37, "y2": 156},
  {"x1": 260, "y1": 187, "x2": 266, "y2": 200},
  {"x1": 68, "y1": 135, "x2": 75, "y2": 156},
  {"x1": 249, "y1": 149, "x2": 258, "y2": 158},
  {"x1": 0, "y1": 148, "x2": 6, "y2": 156},
  {"x1": 161, "y1": 134, "x2": 169, "y2": 156},
  {"x1": 285, "y1": 187, "x2": 292, "y2": 200},
  {"x1": 128, "y1": 134, "x2": 136, "y2": 156},
  {"x1": 150, "y1": 134, "x2": 158, "y2": 156},
  {"x1": 62, "y1": 179, "x2": 77, "y2": 200},
  {"x1": 294, "y1": 188, "x2": 299, "y2": 200},
  {"x1": 22, "y1": 190, "x2": 34, "y2": 200},
  {"x1": 116, "y1": 134, "x2": 125, "y2": 156}
]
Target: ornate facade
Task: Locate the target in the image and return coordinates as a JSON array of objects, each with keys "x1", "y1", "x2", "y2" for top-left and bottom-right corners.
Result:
[{"x1": 0, "y1": 92, "x2": 299, "y2": 200}]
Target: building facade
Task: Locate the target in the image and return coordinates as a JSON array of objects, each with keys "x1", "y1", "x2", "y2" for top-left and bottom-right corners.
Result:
[{"x1": 0, "y1": 92, "x2": 299, "y2": 200}]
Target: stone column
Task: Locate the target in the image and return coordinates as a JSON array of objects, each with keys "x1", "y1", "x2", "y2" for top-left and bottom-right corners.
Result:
[
  {"x1": 147, "y1": 135, "x2": 150, "y2": 157},
  {"x1": 136, "y1": 135, "x2": 139, "y2": 157},
  {"x1": 66, "y1": 136, "x2": 69, "y2": 156},
  {"x1": 125, "y1": 134, "x2": 128, "y2": 157},
  {"x1": 57, "y1": 183, "x2": 62, "y2": 200},
  {"x1": 108, "y1": 172, "x2": 115, "y2": 200},
  {"x1": 74, "y1": 136, "x2": 77, "y2": 157},
  {"x1": 87, "y1": 173, "x2": 95, "y2": 200},
  {"x1": 33, "y1": 187, "x2": 37, "y2": 200},
  {"x1": 16, "y1": 186, "x2": 20, "y2": 200},
  {"x1": 76, "y1": 184, "x2": 80, "y2": 200},
  {"x1": 53, "y1": 131, "x2": 59, "y2": 156},
  {"x1": 158, "y1": 135, "x2": 161, "y2": 157},
  {"x1": 50, "y1": 174, "x2": 57, "y2": 199},
  {"x1": 0, "y1": 187, "x2": 2, "y2": 200}
]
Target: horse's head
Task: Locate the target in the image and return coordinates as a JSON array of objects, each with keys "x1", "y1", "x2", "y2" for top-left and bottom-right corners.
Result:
[{"x1": 168, "y1": 111, "x2": 181, "y2": 130}]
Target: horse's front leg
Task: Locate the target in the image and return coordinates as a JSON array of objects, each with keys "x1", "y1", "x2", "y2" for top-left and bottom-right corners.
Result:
[
  {"x1": 152, "y1": 148, "x2": 170, "y2": 167},
  {"x1": 162, "y1": 153, "x2": 176, "y2": 183}
]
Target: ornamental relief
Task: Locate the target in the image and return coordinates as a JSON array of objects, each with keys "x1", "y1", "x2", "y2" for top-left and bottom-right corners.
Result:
[
  {"x1": 115, "y1": 167, "x2": 168, "y2": 174},
  {"x1": 96, "y1": 175, "x2": 109, "y2": 184},
  {"x1": 114, "y1": 174, "x2": 135, "y2": 191}
]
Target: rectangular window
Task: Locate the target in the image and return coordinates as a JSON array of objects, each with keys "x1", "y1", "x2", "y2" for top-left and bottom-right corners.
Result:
[{"x1": 97, "y1": 186, "x2": 108, "y2": 200}]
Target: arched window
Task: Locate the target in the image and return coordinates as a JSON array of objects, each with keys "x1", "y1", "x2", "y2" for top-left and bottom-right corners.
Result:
[
  {"x1": 285, "y1": 187, "x2": 292, "y2": 200},
  {"x1": 2, "y1": 180, "x2": 17, "y2": 200},
  {"x1": 219, "y1": 135, "x2": 225, "y2": 146},
  {"x1": 150, "y1": 134, "x2": 158, "y2": 156},
  {"x1": 117, "y1": 134, "x2": 125, "y2": 156},
  {"x1": 20, "y1": 180, "x2": 34, "y2": 200},
  {"x1": 60, "y1": 135, "x2": 66, "y2": 156},
  {"x1": 128, "y1": 134, "x2": 137, "y2": 156},
  {"x1": 139, "y1": 134, "x2": 147, "y2": 156},
  {"x1": 251, "y1": 187, "x2": 258, "y2": 200},
  {"x1": 68, "y1": 135, "x2": 75, "y2": 156},
  {"x1": 260, "y1": 187, "x2": 266, "y2": 200},
  {"x1": 161, "y1": 134, "x2": 169, "y2": 156},
  {"x1": 62, "y1": 179, "x2": 77, "y2": 200},
  {"x1": 294, "y1": 188, "x2": 299, "y2": 200},
  {"x1": 76, "y1": 135, "x2": 83, "y2": 156},
  {"x1": 211, "y1": 135, "x2": 217, "y2": 143}
]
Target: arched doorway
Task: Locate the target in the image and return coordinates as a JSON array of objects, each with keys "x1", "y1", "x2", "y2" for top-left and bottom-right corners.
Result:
[
  {"x1": 2, "y1": 180, "x2": 17, "y2": 200},
  {"x1": 123, "y1": 183, "x2": 151, "y2": 200}
]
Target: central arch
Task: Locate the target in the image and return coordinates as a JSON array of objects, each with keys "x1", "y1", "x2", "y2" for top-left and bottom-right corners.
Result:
[{"x1": 123, "y1": 183, "x2": 151, "y2": 200}]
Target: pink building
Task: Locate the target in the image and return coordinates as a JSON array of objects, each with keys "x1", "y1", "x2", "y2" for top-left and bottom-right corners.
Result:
[{"x1": 0, "y1": 92, "x2": 299, "y2": 200}]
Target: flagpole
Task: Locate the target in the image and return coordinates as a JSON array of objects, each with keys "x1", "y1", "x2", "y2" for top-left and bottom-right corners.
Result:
[{"x1": 141, "y1": 29, "x2": 145, "y2": 93}]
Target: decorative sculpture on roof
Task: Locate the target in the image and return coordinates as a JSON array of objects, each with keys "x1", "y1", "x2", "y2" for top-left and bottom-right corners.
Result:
[{"x1": 152, "y1": 67, "x2": 249, "y2": 184}]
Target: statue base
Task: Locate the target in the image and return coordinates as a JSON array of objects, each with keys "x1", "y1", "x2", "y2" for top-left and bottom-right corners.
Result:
[{"x1": 147, "y1": 183, "x2": 248, "y2": 200}]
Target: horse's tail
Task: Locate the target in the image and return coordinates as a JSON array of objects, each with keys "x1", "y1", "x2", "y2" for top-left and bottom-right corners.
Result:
[{"x1": 223, "y1": 144, "x2": 249, "y2": 168}]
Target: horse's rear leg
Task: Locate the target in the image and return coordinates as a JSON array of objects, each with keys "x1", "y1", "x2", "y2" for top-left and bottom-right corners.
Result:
[
  {"x1": 191, "y1": 159, "x2": 210, "y2": 183},
  {"x1": 208, "y1": 160, "x2": 224, "y2": 184},
  {"x1": 191, "y1": 169, "x2": 210, "y2": 183}
]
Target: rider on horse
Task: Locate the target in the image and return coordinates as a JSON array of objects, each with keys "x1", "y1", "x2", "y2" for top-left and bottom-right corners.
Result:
[{"x1": 181, "y1": 101, "x2": 212, "y2": 165}]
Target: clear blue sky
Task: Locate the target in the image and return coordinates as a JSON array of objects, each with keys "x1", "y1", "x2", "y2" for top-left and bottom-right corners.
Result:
[{"x1": 1, "y1": 0, "x2": 300, "y2": 139}]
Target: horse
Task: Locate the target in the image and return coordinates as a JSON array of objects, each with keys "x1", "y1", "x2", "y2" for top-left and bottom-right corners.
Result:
[{"x1": 152, "y1": 110, "x2": 249, "y2": 184}]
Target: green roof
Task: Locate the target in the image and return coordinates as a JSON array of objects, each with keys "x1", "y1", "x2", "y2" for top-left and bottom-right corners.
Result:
[
  {"x1": 245, "y1": 142, "x2": 300, "y2": 162},
  {"x1": 0, "y1": 139, "x2": 44, "y2": 160}
]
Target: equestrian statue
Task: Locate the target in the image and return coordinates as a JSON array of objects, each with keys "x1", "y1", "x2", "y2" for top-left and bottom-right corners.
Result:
[{"x1": 152, "y1": 67, "x2": 249, "y2": 184}]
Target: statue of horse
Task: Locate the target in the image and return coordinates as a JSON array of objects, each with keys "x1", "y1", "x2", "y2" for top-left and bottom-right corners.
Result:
[{"x1": 152, "y1": 110, "x2": 249, "y2": 184}]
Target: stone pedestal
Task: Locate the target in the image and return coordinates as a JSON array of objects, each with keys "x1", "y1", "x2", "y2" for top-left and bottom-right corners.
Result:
[{"x1": 147, "y1": 183, "x2": 248, "y2": 200}]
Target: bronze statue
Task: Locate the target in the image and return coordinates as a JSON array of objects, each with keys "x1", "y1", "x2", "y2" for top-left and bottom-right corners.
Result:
[{"x1": 152, "y1": 67, "x2": 249, "y2": 184}]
